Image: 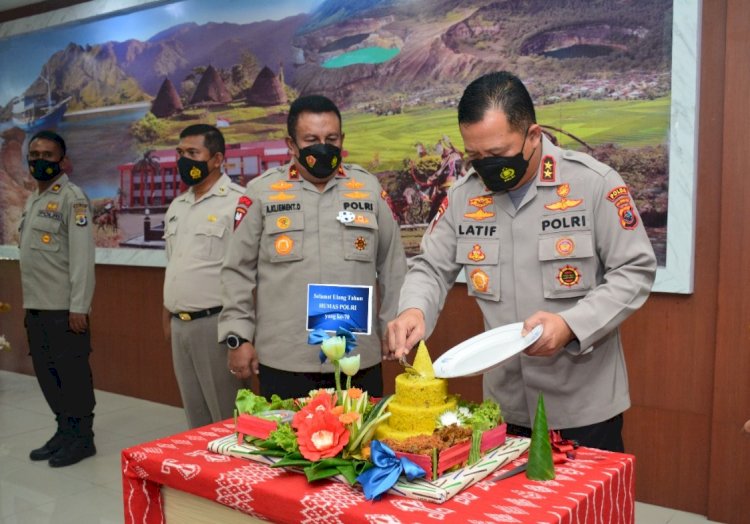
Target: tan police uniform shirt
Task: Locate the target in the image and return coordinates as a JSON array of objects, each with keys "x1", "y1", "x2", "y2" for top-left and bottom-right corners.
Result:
[
  {"x1": 399, "y1": 135, "x2": 657, "y2": 429},
  {"x1": 19, "y1": 173, "x2": 95, "y2": 313},
  {"x1": 163, "y1": 174, "x2": 244, "y2": 313},
  {"x1": 219, "y1": 163, "x2": 407, "y2": 373}
]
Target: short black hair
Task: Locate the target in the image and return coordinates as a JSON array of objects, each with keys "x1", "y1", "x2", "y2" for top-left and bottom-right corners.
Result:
[
  {"x1": 287, "y1": 95, "x2": 342, "y2": 140},
  {"x1": 457, "y1": 71, "x2": 536, "y2": 133},
  {"x1": 179, "y1": 124, "x2": 225, "y2": 155},
  {"x1": 29, "y1": 130, "x2": 66, "y2": 157}
]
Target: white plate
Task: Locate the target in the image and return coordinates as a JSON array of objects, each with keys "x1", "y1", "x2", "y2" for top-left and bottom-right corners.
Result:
[{"x1": 433, "y1": 322, "x2": 543, "y2": 378}]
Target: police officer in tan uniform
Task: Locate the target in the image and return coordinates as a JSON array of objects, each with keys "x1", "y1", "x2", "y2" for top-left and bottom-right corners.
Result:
[
  {"x1": 163, "y1": 124, "x2": 246, "y2": 428},
  {"x1": 19, "y1": 130, "x2": 97, "y2": 467},
  {"x1": 388, "y1": 72, "x2": 657, "y2": 451},
  {"x1": 219, "y1": 95, "x2": 407, "y2": 399}
]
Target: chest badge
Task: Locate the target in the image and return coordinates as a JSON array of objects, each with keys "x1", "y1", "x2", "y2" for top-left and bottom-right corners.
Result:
[
  {"x1": 354, "y1": 236, "x2": 367, "y2": 251},
  {"x1": 46, "y1": 201, "x2": 59, "y2": 211},
  {"x1": 469, "y1": 268, "x2": 490, "y2": 293},
  {"x1": 207, "y1": 214, "x2": 217, "y2": 223},
  {"x1": 274, "y1": 234, "x2": 294, "y2": 256},
  {"x1": 344, "y1": 191, "x2": 369, "y2": 199},
  {"x1": 41, "y1": 233, "x2": 51, "y2": 244},
  {"x1": 345, "y1": 179, "x2": 364, "y2": 189},
  {"x1": 544, "y1": 183, "x2": 583, "y2": 211},
  {"x1": 276, "y1": 216, "x2": 291, "y2": 229},
  {"x1": 555, "y1": 237, "x2": 575, "y2": 257},
  {"x1": 464, "y1": 196, "x2": 495, "y2": 221},
  {"x1": 269, "y1": 192, "x2": 295, "y2": 202},
  {"x1": 557, "y1": 265, "x2": 581, "y2": 287},
  {"x1": 270, "y1": 180, "x2": 293, "y2": 191},
  {"x1": 467, "y1": 244, "x2": 486, "y2": 262}
]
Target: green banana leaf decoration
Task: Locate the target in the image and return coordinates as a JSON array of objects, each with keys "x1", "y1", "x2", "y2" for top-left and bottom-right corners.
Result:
[{"x1": 526, "y1": 392, "x2": 555, "y2": 480}]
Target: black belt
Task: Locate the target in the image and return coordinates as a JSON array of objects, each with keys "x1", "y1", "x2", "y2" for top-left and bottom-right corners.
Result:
[{"x1": 172, "y1": 306, "x2": 222, "y2": 321}]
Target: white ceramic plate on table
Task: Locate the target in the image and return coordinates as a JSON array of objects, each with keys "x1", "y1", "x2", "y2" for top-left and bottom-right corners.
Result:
[{"x1": 433, "y1": 322, "x2": 543, "y2": 378}]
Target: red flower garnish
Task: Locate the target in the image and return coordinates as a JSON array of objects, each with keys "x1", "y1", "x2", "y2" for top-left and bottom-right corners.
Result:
[
  {"x1": 296, "y1": 410, "x2": 350, "y2": 461},
  {"x1": 292, "y1": 390, "x2": 336, "y2": 430}
]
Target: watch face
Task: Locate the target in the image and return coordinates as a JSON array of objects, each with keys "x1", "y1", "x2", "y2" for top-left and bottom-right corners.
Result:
[{"x1": 227, "y1": 335, "x2": 239, "y2": 349}]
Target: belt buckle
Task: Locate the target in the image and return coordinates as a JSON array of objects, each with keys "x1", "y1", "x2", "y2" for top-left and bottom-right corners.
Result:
[{"x1": 178, "y1": 312, "x2": 192, "y2": 321}]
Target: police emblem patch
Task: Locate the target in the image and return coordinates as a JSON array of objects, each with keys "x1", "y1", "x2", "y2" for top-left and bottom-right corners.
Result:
[
  {"x1": 557, "y1": 265, "x2": 580, "y2": 287},
  {"x1": 469, "y1": 268, "x2": 490, "y2": 293},
  {"x1": 276, "y1": 216, "x2": 291, "y2": 229},
  {"x1": 75, "y1": 213, "x2": 88, "y2": 227},
  {"x1": 429, "y1": 196, "x2": 449, "y2": 233},
  {"x1": 354, "y1": 236, "x2": 367, "y2": 251},
  {"x1": 555, "y1": 237, "x2": 575, "y2": 257},
  {"x1": 233, "y1": 207, "x2": 247, "y2": 230},
  {"x1": 607, "y1": 186, "x2": 638, "y2": 230},
  {"x1": 305, "y1": 155, "x2": 317, "y2": 167},
  {"x1": 41, "y1": 233, "x2": 51, "y2": 244},
  {"x1": 274, "y1": 234, "x2": 294, "y2": 255},
  {"x1": 468, "y1": 244, "x2": 486, "y2": 262}
]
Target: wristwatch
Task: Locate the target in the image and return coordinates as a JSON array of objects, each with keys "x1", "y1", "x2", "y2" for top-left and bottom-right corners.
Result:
[{"x1": 226, "y1": 334, "x2": 248, "y2": 350}]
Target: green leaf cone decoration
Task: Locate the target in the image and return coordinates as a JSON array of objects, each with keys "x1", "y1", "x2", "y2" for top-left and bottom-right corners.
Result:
[{"x1": 526, "y1": 392, "x2": 555, "y2": 480}]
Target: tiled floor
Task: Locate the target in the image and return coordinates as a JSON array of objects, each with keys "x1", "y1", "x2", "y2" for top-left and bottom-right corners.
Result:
[{"x1": 0, "y1": 370, "x2": 725, "y2": 523}]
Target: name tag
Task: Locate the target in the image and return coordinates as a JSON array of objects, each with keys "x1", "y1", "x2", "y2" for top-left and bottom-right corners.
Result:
[{"x1": 306, "y1": 284, "x2": 372, "y2": 335}]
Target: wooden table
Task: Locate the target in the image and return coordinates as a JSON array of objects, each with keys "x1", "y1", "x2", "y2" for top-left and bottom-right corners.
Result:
[{"x1": 121, "y1": 420, "x2": 635, "y2": 523}]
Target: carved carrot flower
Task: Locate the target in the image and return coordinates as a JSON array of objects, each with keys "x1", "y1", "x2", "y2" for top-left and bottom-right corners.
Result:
[{"x1": 296, "y1": 410, "x2": 350, "y2": 461}]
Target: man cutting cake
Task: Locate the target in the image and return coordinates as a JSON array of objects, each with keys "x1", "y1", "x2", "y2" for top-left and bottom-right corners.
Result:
[{"x1": 387, "y1": 71, "x2": 657, "y2": 452}]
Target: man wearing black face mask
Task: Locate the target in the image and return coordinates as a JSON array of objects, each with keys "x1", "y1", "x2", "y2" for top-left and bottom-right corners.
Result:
[
  {"x1": 218, "y1": 95, "x2": 407, "y2": 399},
  {"x1": 388, "y1": 72, "x2": 657, "y2": 452},
  {"x1": 162, "y1": 124, "x2": 246, "y2": 428},
  {"x1": 19, "y1": 130, "x2": 97, "y2": 466}
]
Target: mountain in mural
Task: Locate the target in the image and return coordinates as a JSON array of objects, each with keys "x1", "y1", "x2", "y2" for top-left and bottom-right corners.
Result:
[{"x1": 14, "y1": 0, "x2": 671, "y2": 112}]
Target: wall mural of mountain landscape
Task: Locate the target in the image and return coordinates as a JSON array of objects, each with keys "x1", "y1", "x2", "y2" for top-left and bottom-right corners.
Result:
[{"x1": 0, "y1": 0, "x2": 673, "y2": 266}]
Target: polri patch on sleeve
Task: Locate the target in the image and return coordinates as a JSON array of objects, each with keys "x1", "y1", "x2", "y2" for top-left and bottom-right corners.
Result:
[
  {"x1": 429, "y1": 196, "x2": 449, "y2": 233},
  {"x1": 606, "y1": 186, "x2": 638, "y2": 230},
  {"x1": 233, "y1": 195, "x2": 253, "y2": 230},
  {"x1": 75, "y1": 213, "x2": 88, "y2": 227}
]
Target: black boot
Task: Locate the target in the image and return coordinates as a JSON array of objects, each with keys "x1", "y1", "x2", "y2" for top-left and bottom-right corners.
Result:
[
  {"x1": 49, "y1": 414, "x2": 96, "y2": 467},
  {"x1": 30, "y1": 415, "x2": 68, "y2": 461}
]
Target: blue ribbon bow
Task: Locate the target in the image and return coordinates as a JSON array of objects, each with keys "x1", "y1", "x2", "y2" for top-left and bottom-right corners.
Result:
[
  {"x1": 308, "y1": 327, "x2": 358, "y2": 363},
  {"x1": 356, "y1": 440, "x2": 426, "y2": 500}
]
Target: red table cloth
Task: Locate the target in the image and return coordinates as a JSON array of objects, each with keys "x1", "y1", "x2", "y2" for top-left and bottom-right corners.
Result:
[{"x1": 121, "y1": 420, "x2": 635, "y2": 523}]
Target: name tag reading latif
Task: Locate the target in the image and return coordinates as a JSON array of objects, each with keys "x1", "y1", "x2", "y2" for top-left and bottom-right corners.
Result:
[{"x1": 307, "y1": 284, "x2": 373, "y2": 335}]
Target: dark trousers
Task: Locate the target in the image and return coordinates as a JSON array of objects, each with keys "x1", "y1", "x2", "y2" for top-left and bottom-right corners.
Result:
[
  {"x1": 506, "y1": 413, "x2": 624, "y2": 452},
  {"x1": 258, "y1": 363, "x2": 383, "y2": 399},
  {"x1": 25, "y1": 310, "x2": 96, "y2": 430}
]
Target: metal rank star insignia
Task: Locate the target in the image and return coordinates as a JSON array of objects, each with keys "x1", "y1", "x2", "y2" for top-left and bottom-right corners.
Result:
[{"x1": 541, "y1": 155, "x2": 556, "y2": 182}]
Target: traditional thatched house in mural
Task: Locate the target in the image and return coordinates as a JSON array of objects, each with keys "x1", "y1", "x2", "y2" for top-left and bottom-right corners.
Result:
[
  {"x1": 245, "y1": 66, "x2": 287, "y2": 107},
  {"x1": 189, "y1": 65, "x2": 231, "y2": 106},
  {"x1": 150, "y1": 78, "x2": 183, "y2": 118}
]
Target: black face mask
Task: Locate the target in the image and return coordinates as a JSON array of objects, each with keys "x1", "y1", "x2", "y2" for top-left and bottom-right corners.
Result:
[
  {"x1": 471, "y1": 130, "x2": 531, "y2": 192},
  {"x1": 177, "y1": 156, "x2": 210, "y2": 186},
  {"x1": 296, "y1": 143, "x2": 342, "y2": 179},
  {"x1": 28, "y1": 158, "x2": 61, "y2": 181}
]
